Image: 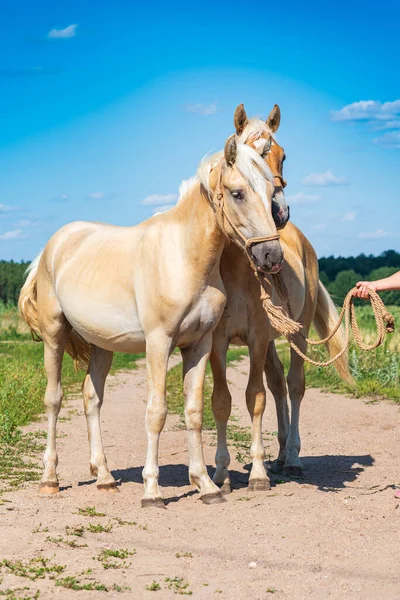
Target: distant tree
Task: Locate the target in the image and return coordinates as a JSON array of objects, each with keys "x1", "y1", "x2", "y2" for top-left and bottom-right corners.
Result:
[
  {"x1": 319, "y1": 271, "x2": 330, "y2": 287},
  {"x1": 0, "y1": 260, "x2": 30, "y2": 305},
  {"x1": 327, "y1": 269, "x2": 362, "y2": 306}
]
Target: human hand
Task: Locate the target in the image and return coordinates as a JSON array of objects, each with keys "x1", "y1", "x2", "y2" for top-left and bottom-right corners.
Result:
[{"x1": 353, "y1": 281, "x2": 377, "y2": 299}]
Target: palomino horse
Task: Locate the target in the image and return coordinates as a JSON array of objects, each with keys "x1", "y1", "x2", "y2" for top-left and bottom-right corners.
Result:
[
  {"x1": 210, "y1": 105, "x2": 351, "y2": 493},
  {"x1": 19, "y1": 127, "x2": 283, "y2": 507}
]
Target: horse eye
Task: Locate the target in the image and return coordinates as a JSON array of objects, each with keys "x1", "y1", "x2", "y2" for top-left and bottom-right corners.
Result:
[{"x1": 231, "y1": 190, "x2": 244, "y2": 200}]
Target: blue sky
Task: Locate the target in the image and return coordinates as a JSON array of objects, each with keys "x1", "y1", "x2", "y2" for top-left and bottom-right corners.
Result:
[{"x1": 0, "y1": 0, "x2": 399, "y2": 261}]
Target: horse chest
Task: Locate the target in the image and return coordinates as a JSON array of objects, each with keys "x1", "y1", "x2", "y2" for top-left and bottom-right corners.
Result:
[{"x1": 178, "y1": 286, "x2": 226, "y2": 345}]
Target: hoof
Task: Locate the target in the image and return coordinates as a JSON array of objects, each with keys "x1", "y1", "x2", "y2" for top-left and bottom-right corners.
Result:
[
  {"x1": 269, "y1": 459, "x2": 285, "y2": 474},
  {"x1": 216, "y1": 481, "x2": 231, "y2": 495},
  {"x1": 248, "y1": 478, "x2": 271, "y2": 492},
  {"x1": 201, "y1": 492, "x2": 227, "y2": 505},
  {"x1": 141, "y1": 497, "x2": 166, "y2": 509},
  {"x1": 283, "y1": 465, "x2": 303, "y2": 478},
  {"x1": 97, "y1": 482, "x2": 119, "y2": 493},
  {"x1": 39, "y1": 481, "x2": 59, "y2": 495}
]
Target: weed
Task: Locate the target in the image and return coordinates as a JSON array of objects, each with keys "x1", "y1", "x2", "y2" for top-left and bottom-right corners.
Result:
[
  {"x1": 145, "y1": 581, "x2": 161, "y2": 591},
  {"x1": 77, "y1": 506, "x2": 105, "y2": 517},
  {"x1": 31, "y1": 524, "x2": 49, "y2": 534},
  {"x1": 87, "y1": 522, "x2": 113, "y2": 534},
  {"x1": 165, "y1": 577, "x2": 192, "y2": 595},
  {"x1": 175, "y1": 552, "x2": 192, "y2": 558},
  {"x1": 55, "y1": 576, "x2": 128, "y2": 592},
  {"x1": 94, "y1": 548, "x2": 135, "y2": 569},
  {"x1": 267, "y1": 587, "x2": 277, "y2": 593},
  {"x1": 0, "y1": 558, "x2": 65, "y2": 581},
  {"x1": 45, "y1": 536, "x2": 88, "y2": 549},
  {"x1": 65, "y1": 525, "x2": 85, "y2": 538}
]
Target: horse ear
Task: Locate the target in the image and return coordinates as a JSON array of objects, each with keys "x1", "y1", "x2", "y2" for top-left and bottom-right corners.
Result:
[
  {"x1": 224, "y1": 135, "x2": 237, "y2": 166},
  {"x1": 234, "y1": 104, "x2": 248, "y2": 135},
  {"x1": 266, "y1": 104, "x2": 281, "y2": 133}
]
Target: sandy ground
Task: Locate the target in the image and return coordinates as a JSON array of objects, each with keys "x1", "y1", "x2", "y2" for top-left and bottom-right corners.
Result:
[{"x1": 1, "y1": 356, "x2": 399, "y2": 599}]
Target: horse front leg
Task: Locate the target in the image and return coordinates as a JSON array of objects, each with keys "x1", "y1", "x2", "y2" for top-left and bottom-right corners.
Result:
[
  {"x1": 181, "y1": 336, "x2": 226, "y2": 505},
  {"x1": 246, "y1": 339, "x2": 271, "y2": 491},
  {"x1": 141, "y1": 334, "x2": 172, "y2": 508}
]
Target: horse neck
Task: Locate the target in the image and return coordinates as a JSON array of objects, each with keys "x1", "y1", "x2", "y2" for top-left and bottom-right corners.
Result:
[{"x1": 174, "y1": 180, "x2": 226, "y2": 278}]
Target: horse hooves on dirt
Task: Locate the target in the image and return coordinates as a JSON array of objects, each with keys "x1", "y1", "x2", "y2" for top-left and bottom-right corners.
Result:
[
  {"x1": 248, "y1": 478, "x2": 271, "y2": 491},
  {"x1": 97, "y1": 482, "x2": 119, "y2": 493},
  {"x1": 216, "y1": 481, "x2": 232, "y2": 495},
  {"x1": 141, "y1": 497, "x2": 166, "y2": 509},
  {"x1": 201, "y1": 492, "x2": 227, "y2": 505},
  {"x1": 39, "y1": 481, "x2": 59, "y2": 495},
  {"x1": 283, "y1": 465, "x2": 303, "y2": 478}
]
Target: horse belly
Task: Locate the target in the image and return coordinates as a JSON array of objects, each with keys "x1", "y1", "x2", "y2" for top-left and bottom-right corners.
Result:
[{"x1": 61, "y1": 294, "x2": 146, "y2": 353}]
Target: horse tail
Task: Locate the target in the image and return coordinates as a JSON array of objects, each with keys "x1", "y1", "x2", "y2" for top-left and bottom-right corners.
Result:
[
  {"x1": 19, "y1": 253, "x2": 91, "y2": 371},
  {"x1": 313, "y1": 280, "x2": 354, "y2": 384},
  {"x1": 18, "y1": 253, "x2": 43, "y2": 341}
]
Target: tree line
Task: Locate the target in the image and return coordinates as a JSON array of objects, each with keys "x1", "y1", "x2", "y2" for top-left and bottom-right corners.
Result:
[{"x1": 1, "y1": 250, "x2": 400, "y2": 306}]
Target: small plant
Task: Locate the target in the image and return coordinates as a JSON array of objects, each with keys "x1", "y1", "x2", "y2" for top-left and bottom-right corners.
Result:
[
  {"x1": 175, "y1": 552, "x2": 192, "y2": 558},
  {"x1": 94, "y1": 548, "x2": 136, "y2": 569},
  {"x1": 113, "y1": 517, "x2": 137, "y2": 526},
  {"x1": 267, "y1": 587, "x2": 277, "y2": 593},
  {"x1": 78, "y1": 506, "x2": 105, "y2": 517},
  {"x1": 145, "y1": 581, "x2": 161, "y2": 591},
  {"x1": 165, "y1": 577, "x2": 192, "y2": 595},
  {"x1": 45, "y1": 535, "x2": 88, "y2": 549},
  {"x1": 0, "y1": 557, "x2": 65, "y2": 581},
  {"x1": 65, "y1": 524, "x2": 85, "y2": 537},
  {"x1": 31, "y1": 523, "x2": 49, "y2": 534},
  {"x1": 87, "y1": 522, "x2": 113, "y2": 533}
]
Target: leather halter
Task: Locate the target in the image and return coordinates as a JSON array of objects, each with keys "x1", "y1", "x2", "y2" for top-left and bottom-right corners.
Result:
[{"x1": 208, "y1": 162, "x2": 280, "y2": 265}]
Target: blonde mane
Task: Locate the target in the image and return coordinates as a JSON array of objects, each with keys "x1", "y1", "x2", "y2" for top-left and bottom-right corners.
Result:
[{"x1": 237, "y1": 118, "x2": 274, "y2": 144}]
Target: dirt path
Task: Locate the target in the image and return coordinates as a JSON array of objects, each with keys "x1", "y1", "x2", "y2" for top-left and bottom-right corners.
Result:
[{"x1": 1, "y1": 357, "x2": 400, "y2": 599}]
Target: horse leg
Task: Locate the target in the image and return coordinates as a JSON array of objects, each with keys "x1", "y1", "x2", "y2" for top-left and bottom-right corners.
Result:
[
  {"x1": 209, "y1": 337, "x2": 231, "y2": 494},
  {"x1": 141, "y1": 335, "x2": 171, "y2": 508},
  {"x1": 264, "y1": 341, "x2": 290, "y2": 473},
  {"x1": 181, "y1": 336, "x2": 226, "y2": 504},
  {"x1": 40, "y1": 335, "x2": 67, "y2": 495},
  {"x1": 285, "y1": 338, "x2": 307, "y2": 477},
  {"x1": 246, "y1": 340, "x2": 271, "y2": 491},
  {"x1": 82, "y1": 345, "x2": 116, "y2": 491}
]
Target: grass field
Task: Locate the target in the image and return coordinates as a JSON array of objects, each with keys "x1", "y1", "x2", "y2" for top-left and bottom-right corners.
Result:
[{"x1": 0, "y1": 302, "x2": 398, "y2": 494}]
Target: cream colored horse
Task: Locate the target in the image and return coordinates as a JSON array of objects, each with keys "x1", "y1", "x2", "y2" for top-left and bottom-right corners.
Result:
[
  {"x1": 210, "y1": 106, "x2": 351, "y2": 493},
  {"x1": 19, "y1": 128, "x2": 283, "y2": 507}
]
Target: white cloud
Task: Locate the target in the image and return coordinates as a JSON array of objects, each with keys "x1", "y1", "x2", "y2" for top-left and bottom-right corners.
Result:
[
  {"x1": 141, "y1": 193, "x2": 178, "y2": 206},
  {"x1": 286, "y1": 192, "x2": 321, "y2": 204},
  {"x1": 310, "y1": 223, "x2": 327, "y2": 231},
  {"x1": 88, "y1": 192, "x2": 106, "y2": 200},
  {"x1": 358, "y1": 229, "x2": 390, "y2": 240},
  {"x1": 373, "y1": 130, "x2": 400, "y2": 149},
  {"x1": 185, "y1": 102, "x2": 218, "y2": 116},
  {"x1": 331, "y1": 100, "x2": 400, "y2": 123},
  {"x1": 0, "y1": 229, "x2": 26, "y2": 241},
  {"x1": 302, "y1": 170, "x2": 347, "y2": 186},
  {"x1": 341, "y1": 211, "x2": 356, "y2": 222},
  {"x1": 0, "y1": 203, "x2": 18, "y2": 213},
  {"x1": 15, "y1": 219, "x2": 39, "y2": 228},
  {"x1": 48, "y1": 24, "x2": 78, "y2": 39}
]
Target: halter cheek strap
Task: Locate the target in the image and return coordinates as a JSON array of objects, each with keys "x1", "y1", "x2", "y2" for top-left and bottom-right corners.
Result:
[{"x1": 210, "y1": 163, "x2": 280, "y2": 265}]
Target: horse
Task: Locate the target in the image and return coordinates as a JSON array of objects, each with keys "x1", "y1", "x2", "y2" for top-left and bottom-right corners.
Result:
[
  {"x1": 210, "y1": 105, "x2": 352, "y2": 494},
  {"x1": 19, "y1": 125, "x2": 283, "y2": 507}
]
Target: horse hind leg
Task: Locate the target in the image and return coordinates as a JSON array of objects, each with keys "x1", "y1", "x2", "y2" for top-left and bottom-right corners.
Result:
[
  {"x1": 82, "y1": 346, "x2": 117, "y2": 491},
  {"x1": 264, "y1": 341, "x2": 289, "y2": 474},
  {"x1": 40, "y1": 319, "x2": 69, "y2": 495},
  {"x1": 284, "y1": 339, "x2": 306, "y2": 477}
]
